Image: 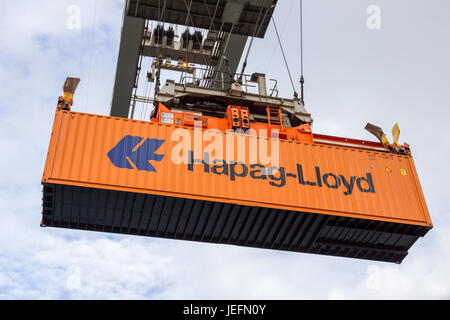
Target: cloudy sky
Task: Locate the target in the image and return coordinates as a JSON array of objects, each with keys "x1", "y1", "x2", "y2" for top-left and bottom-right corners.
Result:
[{"x1": 0, "y1": 0, "x2": 449, "y2": 299}]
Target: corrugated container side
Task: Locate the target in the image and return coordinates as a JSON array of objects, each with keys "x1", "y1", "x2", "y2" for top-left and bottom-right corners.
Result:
[{"x1": 42, "y1": 110, "x2": 432, "y2": 228}]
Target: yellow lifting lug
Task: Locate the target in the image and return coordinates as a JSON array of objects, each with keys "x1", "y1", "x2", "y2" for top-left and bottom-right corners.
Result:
[
  {"x1": 392, "y1": 123, "x2": 400, "y2": 145},
  {"x1": 58, "y1": 77, "x2": 80, "y2": 111},
  {"x1": 365, "y1": 122, "x2": 411, "y2": 155}
]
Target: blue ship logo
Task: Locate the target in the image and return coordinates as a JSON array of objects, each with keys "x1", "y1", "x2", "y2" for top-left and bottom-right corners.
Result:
[{"x1": 107, "y1": 135, "x2": 165, "y2": 172}]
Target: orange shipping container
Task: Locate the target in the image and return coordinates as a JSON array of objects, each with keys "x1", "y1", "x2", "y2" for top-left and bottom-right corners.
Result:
[{"x1": 41, "y1": 109, "x2": 432, "y2": 263}]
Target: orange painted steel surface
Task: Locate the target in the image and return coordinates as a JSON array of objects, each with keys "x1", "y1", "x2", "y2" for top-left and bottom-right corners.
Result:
[
  {"x1": 42, "y1": 109, "x2": 432, "y2": 228},
  {"x1": 155, "y1": 103, "x2": 315, "y2": 143}
]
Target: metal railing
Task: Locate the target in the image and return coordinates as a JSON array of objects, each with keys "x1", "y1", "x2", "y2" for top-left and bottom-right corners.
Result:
[{"x1": 180, "y1": 67, "x2": 279, "y2": 96}]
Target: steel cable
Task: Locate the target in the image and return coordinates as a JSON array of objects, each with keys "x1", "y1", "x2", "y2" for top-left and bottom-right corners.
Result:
[{"x1": 271, "y1": 16, "x2": 298, "y2": 98}]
